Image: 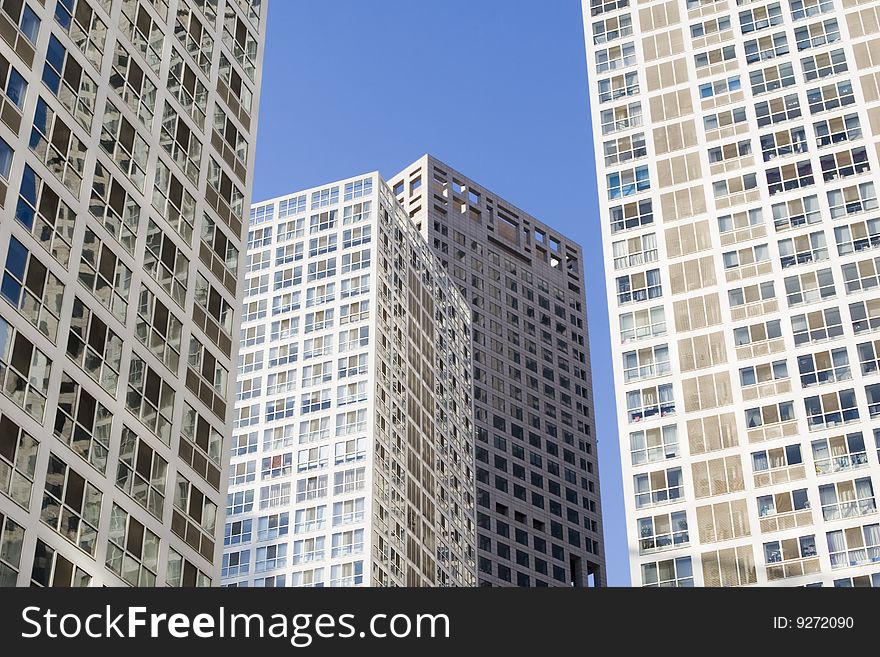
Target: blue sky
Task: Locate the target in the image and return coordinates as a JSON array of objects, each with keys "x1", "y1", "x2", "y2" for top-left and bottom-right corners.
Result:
[{"x1": 252, "y1": 0, "x2": 628, "y2": 586}]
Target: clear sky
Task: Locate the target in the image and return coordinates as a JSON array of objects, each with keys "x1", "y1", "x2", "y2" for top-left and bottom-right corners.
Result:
[{"x1": 252, "y1": 0, "x2": 629, "y2": 586}]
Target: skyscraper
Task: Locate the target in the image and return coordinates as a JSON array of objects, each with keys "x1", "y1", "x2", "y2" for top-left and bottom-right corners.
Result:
[
  {"x1": 223, "y1": 173, "x2": 475, "y2": 587},
  {"x1": 583, "y1": 0, "x2": 880, "y2": 586},
  {"x1": 390, "y1": 155, "x2": 606, "y2": 587},
  {"x1": 0, "y1": 0, "x2": 266, "y2": 587}
]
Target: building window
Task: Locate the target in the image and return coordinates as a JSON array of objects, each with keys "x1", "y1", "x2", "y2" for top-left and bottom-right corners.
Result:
[
  {"x1": 740, "y1": 3, "x2": 784, "y2": 33},
  {"x1": 0, "y1": 512, "x2": 24, "y2": 585},
  {"x1": 222, "y1": 2, "x2": 257, "y2": 80},
  {"x1": 619, "y1": 305, "x2": 665, "y2": 343},
  {"x1": 78, "y1": 228, "x2": 131, "y2": 323},
  {"x1": 67, "y1": 297, "x2": 123, "y2": 394},
  {"x1": 222, "y1": 549, "x2": 250, "y2": 579},
  {"x1": 2, "y1": 236, "x2": 64, "y2": 343},
  {"x1": 626, "y1": 384, "x2": 674, "y2": 422},
  {"x1": 592, "y1": 14, "x2": 633, "y2": 44},
  {"x1": 749, "y1": 63, "x2": 795, "y2": 96},
  {"x1": 54, "y1": 373, "x2": 112, "y2": 473},
  {"x1": 826, "y1": 523, "x2": 880, "y2": 569},
  {"x1": 802, "y1": 48, "x2": 847, "y2": 82},
  {"x1": 310, "y1": 187, "x2": 339, "y2": 210},
  {"x1": 611, "y1": 232, "x2": 656, "y2": 270},
  {"x1": 172, "y1": 473, "x2": 217, "y2": 561},
  {"x1": 622, "y1": 344, "x2": 669, "y2": 382},
  {"x1": 807, "y1": 80, "x2": 855, "y2": 114},
  {"x1": 332, "y1": 498, "x2": 365, "y2": 526},
  {"x1": 609, "y1": 199, "x2": 653, "y2": 234},
  {"x1": 144, "y1": 219, "x2": 189, "y2": 307},
  {"x1": 764, "y1": 535, "x2": 818, "y2": 580},
  {"x1": 722, "y1": 243, "x2": 769, "y2": 271},
  {"x1": 708, "y1": 139, "x2": 752, "y2": 166},
  {"x1": 333, "y1": 467, "x2": 366, "y2": 496},
  {"x1": 30, "y1": 538, "x2": 91, "y2": 587},
  {"x1": 729, "y1": 281, "x2": 776, "y2": 314},
  {"x1": 126, "y1": 354, "x2": 174, "y2": 444},
  {"x1": 0, "y1": 414, "x2": 38, "y2": 510},
  {"x1": 295, "y1": 475, "x2": 327, "y2": 502},
  {"x1": 797, "y1": 347, "x2": 850, "y2": 387},
  {"x1": 40, "y1": 454, "x2": 102, "y2": 556},
  {"x1": 637, "y1": 511, "x2": 688, "y2": 553},
  {"x1": 792, "y1": 306, "x2": 843, "y2": 346},
  {"x1": 755, "y1": 93, "x2": 801, "y2": 128},
  {"x1": 843, "y1": 256, "x2": 880, "y2": 294},
  {"x1": 744, "y1": 32, "x2": 789, "y2": 63},
  {"x1": 0, "y1": 315, "x2": 52, "y2": 422},
  {"x1": 616, "y1": 268, "x2": 661, "y2": 305},
  {"x1": 778, "y1": 231, "x2": 827, "y2": 268},
  {"x1": 106, "y1": 503, "x2": 159, "y2": 586},
  {"x1": 343, "y1": 178, "x2": 372, "y2": 201},
  {"x1": 791, "y1": 0, "x2": 833, "y2": 21},
  {"x1": 804, "y1": 388, "x2": 859, "y2": 430},
  {"x1": 815, "y1": 113, "x2": 862, "y2": 149},
  {"x1": 850, "y1": 297, "x2": 880, "y2": 334},
  {"x1": 634, "y1": 467, "x2": 683, "y2": 508},
  {"x1": 834, "y1": 218, "x2": 880, "y2": 257},
  {"x1": 698, "y1": 74, "x2": 740, "y2": 99},
  {"x1": 91, "y1": 163, "x2": 140, "y2": 255},
  {"x1": 695, "y1": 44, "x2": 736, "y2": 69},
  {"x1": 812, "y1": 433, "x2": 868, "y2": 475},
  {"x1": 16, "y1": 166, "x2": 76, "y2": 267},
  {"x1": 819, "y1": 147, "x2": 870, "y2": 182},
  {"x1": 630, "y1": 425, "x2": 678, "y2": 466},
  {"x1": 794, "y1": 17, "x2": 839, "y2": 50},
  {"x1": 597, "y1": 71, "x2": 639, "y2": 103},
  {"x1": 600, "y1": 102, "x2": 641, "y2": 134},
  {"x1": 100, "y1": 102, "x2": 149, "y2": 191},
  {"x1": 704, "y1": 105, "x2": 748, "y2": 131},
  {"x1": 760, "y1": 126, "x2": 808, "y2": 162},
  {"x1": 745, "y1": 400, "x2": 796, "y2": 430},
  {"x1": 712, "y1": 173, "x2": 758, "y2": 198},
  {"x1": 116, "y1": 426, "x2": 167, "y2": 519},
  {"x1": 827, "y1": 182, "x2": 877, "y2": 220},
  {"x1": 42, "y1": 35, "x2": 97, "y2": 130},
  {"x1": 819, "y1": 478, "x2": 876, "y2": 521},
  {"x1": 121, "y1": 0, "x2": 164, "y2": 72},
  {"x1": 607, "y1": 165, "x2": 649, "y2": 199},
  {"x1": 160, "y1": 103, "x2": 201, "y2": 183},
  {"x1": 757, "y1": 488, "x2": 810, "y2": 526},
  {"x1": 784, "y1": 268, "x2": 835, "y2": 306},
  {"x1": 135, "y1": 285, "x2": 182, "y2": 372},
  {"x1": 2, "y1": 0, "x2": 40, "y2": 44},
  {"x1": 641, "y1": 556, "x2": 693, "y2": 587},
  {"x1": 740, "y1": 359, "x2": 788, "y2": 388},
  {"x1": 833, "y1": 574, "x2": 880, "y2": 588},
  {"x1": 596, "y1": 42, "x2": 636, "y2": 73}
]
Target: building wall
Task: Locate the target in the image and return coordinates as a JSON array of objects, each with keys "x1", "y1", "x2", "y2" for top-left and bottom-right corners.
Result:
[
  {"x1": 223, "y1": 174, "x2": 474, "y2": 587},
  {"x1": 0, "y1": 0, "x2": 266, "y2": 587},
  {"x1": 390, "y1": 155, "x2": 606, "y2": 587},
  {"x1": 583, "y1": 0, "x2": 880, "y2": 587}
]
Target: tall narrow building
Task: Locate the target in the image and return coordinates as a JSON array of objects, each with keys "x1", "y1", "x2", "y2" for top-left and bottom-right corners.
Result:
[
  {"x1": 223, "y1": 173, "x2": 475, "y2": 587},
  {"x1": 390, "y1": 156, "x2": 606, "y2": 587},
  {"x1": 0, "y1": 0, "x2": 266, "y2": 586},
  {"x1": 583, "y1": 0, "x2": 880, "y2": 586}
]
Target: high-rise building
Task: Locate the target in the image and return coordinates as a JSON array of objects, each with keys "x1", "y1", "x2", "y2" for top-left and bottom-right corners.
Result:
[
  {"x1": 389, "y1": 155, "x2": 606, "y2": 587},
  {"x1": 223, "y1": 173, "x2": 475, "y2": 587},
  {"x1": 0, "y1": 0, "x2": 266, "y2": 587},
  {"x1": 583, "y1": 0, "x2": 880, "y2": 586}
]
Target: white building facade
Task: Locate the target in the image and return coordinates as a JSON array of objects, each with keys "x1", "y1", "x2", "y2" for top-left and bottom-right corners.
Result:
[
  {"x1": 223, "y1": 173, "x2": 475, "y2": 587},
  {"x1": 0, "y1": 0, "x2": 267, "y2": 587},
  {"x1": 583, "y1": 0, "x2": 880, "y2": 586}
]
